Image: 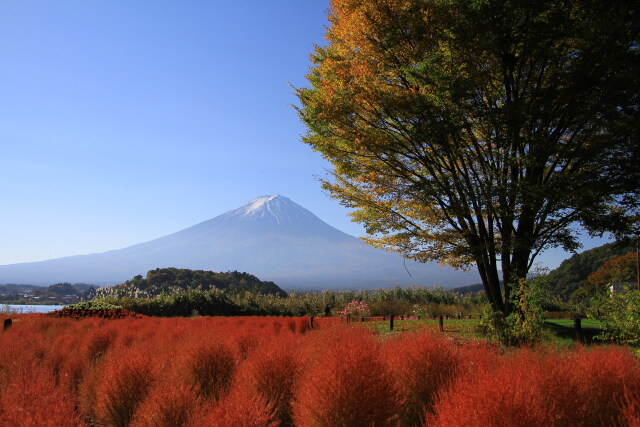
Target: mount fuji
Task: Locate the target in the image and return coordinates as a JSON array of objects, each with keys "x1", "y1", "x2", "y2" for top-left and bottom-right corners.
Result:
[{"x1": 0, "y1": 195, "x2": 478, "y2": 289}]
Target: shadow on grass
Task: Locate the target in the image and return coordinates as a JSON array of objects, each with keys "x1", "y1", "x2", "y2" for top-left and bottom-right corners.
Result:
[{"x1": 543, "y1": 320, "x2": 601, "y2": 346}]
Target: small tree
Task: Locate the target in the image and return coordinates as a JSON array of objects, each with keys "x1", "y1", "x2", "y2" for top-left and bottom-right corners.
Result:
[
  {"x1": 337, "y1": 300, "x2": 371, "y2": 318},
  {"x1": 481, "y1": 275, "x2": 548, "y2": 346},
  {"x1": 590, "y1": 286, "x2": 640, "y2": 346}
]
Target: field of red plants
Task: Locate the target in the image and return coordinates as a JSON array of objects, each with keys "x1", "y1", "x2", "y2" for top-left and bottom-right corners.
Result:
[{"x1": 1, "y1": 314, "x2": 639, "y2": 426}]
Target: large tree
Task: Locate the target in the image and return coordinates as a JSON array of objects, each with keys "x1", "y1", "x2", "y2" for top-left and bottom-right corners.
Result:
[{"x1": 297, "y1": 0, "x2": 640, "y2": 314}]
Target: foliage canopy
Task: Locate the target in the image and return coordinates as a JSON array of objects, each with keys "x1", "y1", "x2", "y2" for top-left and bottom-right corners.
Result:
[{"x1": 297, "y1": 0, "x2": 640, "y2": 314}]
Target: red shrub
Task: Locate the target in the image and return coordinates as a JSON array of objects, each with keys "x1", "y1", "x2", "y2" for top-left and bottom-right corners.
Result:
[
  {"x1": 176, "y1": 339, "x2": 237, "y2": 400},
  {"x1": 430, "y1": 349, "x2": 568, "y2": 426},
  {"x1": 0, "y1": 365, "x2": 82, "y2": 426},
  {"x1": 93, "y1": 350, "x2": 157, "y2": 427},
  {"x1": 83, "y1": 324, "x2": 118, "y2": 365},
  {"x1": 4, "y1": 314, "x2": 639, "y2": 427},
  {"x1": 232, "y1": 326, "x2": 274, "y2": 360},
  {"x1": 430, "y1": 346, "x2": 640, "y2": 426},
  {"x1": 618, "y1": 387, "x2": 640, "y2": 426},
  {"x1": 132, "y1": 382, "x2": 200, "y2": 427},
  {"x1": 78, "y1": 364, "x2": 100, "y2": 421},
  {"x1": 564, "y1": 346, "x2": 640, "y2": 424},
  {"x1": 193, "y1": 388, "x2": 277, "y2": 427},
  {"x1": 237, "y1": 332, "x2": 302, "y2": 425},
  {"x1": 293, "y1": 327, "x2": 404, "y2": 427},
  {"x1": 59, "y1": 350, "x2": 88, "y2": 396},
  {"x1": 382, "y1": 331, "x2": 462, "y2": 425},
  {"x1": 284, "y1": 317, "x2": 312, "y2": 334}
]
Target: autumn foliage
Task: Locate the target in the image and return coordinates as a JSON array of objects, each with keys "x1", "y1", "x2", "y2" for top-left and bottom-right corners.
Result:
[
  {"x1": 1, "y1": 314, "x2": 639, "y2": 426},
  {"x1": 587, "y1": 252, "x2": 638, "y2": 287}
]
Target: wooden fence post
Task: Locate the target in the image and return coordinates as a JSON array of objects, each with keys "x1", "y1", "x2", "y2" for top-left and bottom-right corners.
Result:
[
  {"x1": 310, "y1": 316, "x2": 314, "y2": 329},
  {"x1": 439, "y1": 315, "x2": 444, "y2": 332},
  {"x1": 574, "y1": 317, "x2": 582, "y2": 337},
  {"x1": 390, "y1": 315, "x2": 394, "y2": 331}
]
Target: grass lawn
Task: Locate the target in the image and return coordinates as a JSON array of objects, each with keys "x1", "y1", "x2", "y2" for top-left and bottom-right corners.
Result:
[
  {"x1": 363, "y1": 317, "x2": 605, "y2": 347},
  {"x1": 366, "y1": 317, "x2": 489, "y2": 342}
]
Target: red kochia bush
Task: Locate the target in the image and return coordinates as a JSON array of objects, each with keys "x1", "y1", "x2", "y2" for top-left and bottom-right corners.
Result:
[
  {"x1": 618, "y1": 387, "x2": 640, "y2": 426},
  {"x1": 83, "y1": 324, "x2": 118, "y2": 365},
  {"x1": 94, "y1": 349, "x2": 157, "y2": 427},
  {"x1": 176, "y1": 338, "x2": 237, "y2": 400},
  {"x1": 430, "y1": 346, "x2": 640, "y2": 426},
  {"x1": 383, "y1": 332, "x2": 463, "y2": 425},
  {"x1": 0, "y1": 365, "x2": 82, "y2": 427},
  {"x1": 237, "y1": 331, "x2": 302, "y2": 426},
  {"x1": 193, "y1": 388, "x2": 277, "y2": 427},
  {"x1": 5, "y1": 314, "x2": 640, "y2": 427},
  {"x1": 131, "y1": 382, "x2": 200, "y2": 427},
  {"x1": 293, "y1": 326, "x2": 404, "y2": 427}
]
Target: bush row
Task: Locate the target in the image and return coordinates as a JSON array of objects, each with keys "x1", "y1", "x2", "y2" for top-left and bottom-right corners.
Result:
[
  {"x1": 0, "y1": 315, "x2": 638, "y2": 426},
  {"x1": 87, "y1": 286, "x2": 485, "y2": 318}
]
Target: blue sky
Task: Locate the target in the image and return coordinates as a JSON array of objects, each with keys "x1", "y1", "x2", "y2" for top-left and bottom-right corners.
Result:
[{"x1": 0, "y1": 1, "x2": 610, "y2": 270}]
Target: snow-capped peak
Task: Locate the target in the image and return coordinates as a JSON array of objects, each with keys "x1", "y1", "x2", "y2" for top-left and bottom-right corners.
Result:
[
  {"x1": 242, "y1": 195, "x2": 281, "y2": 216},
  {"x1": 220, "y1": 194, "x2": 317, "y2": 226}
]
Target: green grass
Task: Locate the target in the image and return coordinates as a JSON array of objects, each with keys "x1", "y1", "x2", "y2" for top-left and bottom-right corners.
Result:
[
  {"x1": 362, "y1": 317, "x2": 604, "y2": 348},
  {"x1": 542, "y1": 318, "x2": 603, "y2": 347},
  {"x1": 365, "y1": 318, "x2": 484, "y2": 342}
]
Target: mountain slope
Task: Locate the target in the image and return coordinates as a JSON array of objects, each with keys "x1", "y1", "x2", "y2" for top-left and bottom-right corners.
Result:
[
  {"x1": 546, "y1": 240, "x2": 634, "y2": 298},
  {"x1": 0, "y1": 195, "x2": 478, "y2": 289}
]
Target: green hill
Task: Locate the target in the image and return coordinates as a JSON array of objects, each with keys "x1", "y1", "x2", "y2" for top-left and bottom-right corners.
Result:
[
  {"x1": 117, "y1": 268, "x2": 287, "y2": 298},
  {"x1": 451, "y1": 283, "x2": 486, "y2": 295},
  {"x1": 546, "y1": 240, "x2": 634, "y2": 299}
]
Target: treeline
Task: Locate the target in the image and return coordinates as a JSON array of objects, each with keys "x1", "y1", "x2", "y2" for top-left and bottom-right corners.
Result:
[{"x1": 86, "y1": 286, "x2": 485, "y2": 318}]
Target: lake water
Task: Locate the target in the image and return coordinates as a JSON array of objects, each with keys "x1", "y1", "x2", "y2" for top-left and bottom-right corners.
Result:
[{"x1": 2, "y1": 304, "x2": 64, "y2": 314}]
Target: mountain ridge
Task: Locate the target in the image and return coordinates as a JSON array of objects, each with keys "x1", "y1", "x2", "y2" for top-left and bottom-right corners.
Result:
[{"x1": 0, "y1": 195, "x2": 478, "y2": 289}]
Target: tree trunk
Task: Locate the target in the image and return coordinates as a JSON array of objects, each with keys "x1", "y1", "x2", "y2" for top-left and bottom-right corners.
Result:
[{"x1": 475, "y1": 252, "x2": 505, "y2": 314}]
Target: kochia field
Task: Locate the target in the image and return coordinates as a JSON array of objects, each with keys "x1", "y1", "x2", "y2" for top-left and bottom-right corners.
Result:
[{"x1": 1, "y1": 314, "x2": 639, "y2": 426}]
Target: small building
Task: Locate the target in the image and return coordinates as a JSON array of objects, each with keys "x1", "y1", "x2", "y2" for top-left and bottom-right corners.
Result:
[{"x1": 609, "y1": 282, "x2": 636, "y2": 293}]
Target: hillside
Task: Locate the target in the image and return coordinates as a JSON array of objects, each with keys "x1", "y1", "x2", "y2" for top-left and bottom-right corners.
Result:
[
  {"x1": 546, "y1": 240, "x2": 635, "y2": 298},
  {"x1": 451, "y1": 283, "x2": 485, "y2": 295},
  {"x1": 105, "y1": 268, "x2": 287, "y2": 298}
]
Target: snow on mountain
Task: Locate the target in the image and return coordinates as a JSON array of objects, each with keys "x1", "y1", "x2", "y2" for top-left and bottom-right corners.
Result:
[{"x1": 0, "y1": 195, "x2": 478, "y2": 289}]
